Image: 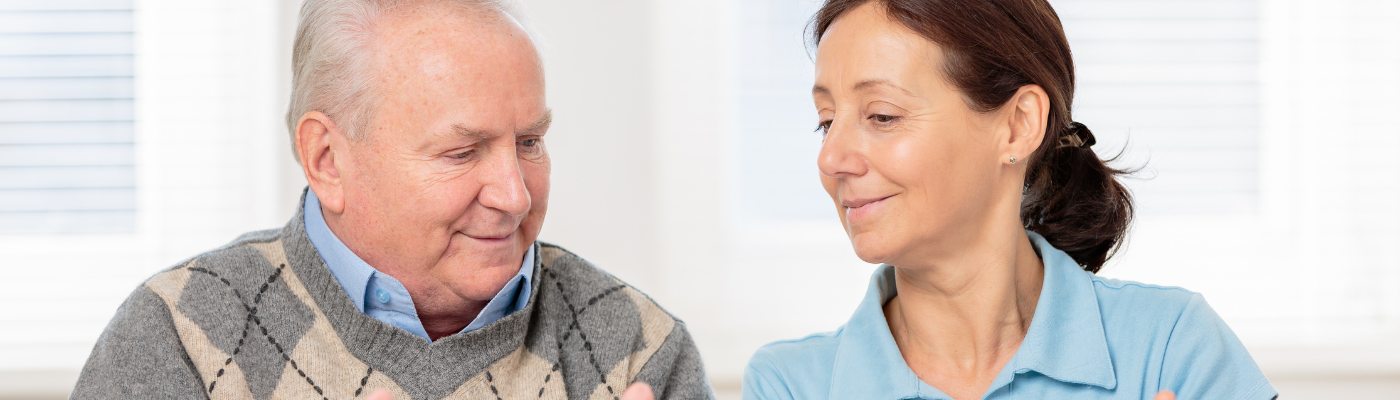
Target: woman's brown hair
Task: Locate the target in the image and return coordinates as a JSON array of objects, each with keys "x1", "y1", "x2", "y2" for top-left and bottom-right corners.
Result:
[{"x1": 810, "y1": 0, "x2": 1134, "y2": 272}]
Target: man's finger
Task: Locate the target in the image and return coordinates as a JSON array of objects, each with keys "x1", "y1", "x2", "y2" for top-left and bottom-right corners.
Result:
[
  {"x1": 1154, "y1": 390, "x2": 1176, "y2": 400},
  {"x1": 620, "y1": 382, "x2": 655, "y2": 400},
  {"x1": 365, "y1": 388, "x2": 394, "y2": 400}
]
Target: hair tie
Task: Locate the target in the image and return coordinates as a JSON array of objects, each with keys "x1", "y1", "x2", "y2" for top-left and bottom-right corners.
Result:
[{"x1": 1056, "y1": 121, "x2": 1095, "y2": 149}]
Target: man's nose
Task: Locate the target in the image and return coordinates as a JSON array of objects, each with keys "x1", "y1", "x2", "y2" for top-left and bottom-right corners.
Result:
[{"x1": 477, "y1": 147, "x2": 532, "y2": 218}]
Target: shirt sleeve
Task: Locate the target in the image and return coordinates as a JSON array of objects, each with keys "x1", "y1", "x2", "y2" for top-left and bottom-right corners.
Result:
[
  {"x1": 71, "y1": 285, "x2": 209, "y2": 399},
  {"x1": 1158, "y1": 293, "x2": 1278, "y2": 400},
  {"x1": 742, "y1": 347, "x2": 798, "y2": 400}
]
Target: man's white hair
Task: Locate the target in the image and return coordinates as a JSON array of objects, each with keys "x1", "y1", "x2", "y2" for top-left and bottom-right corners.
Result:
[{"x1": 285, "y1": 0, "x2": 533, "y2": 162}]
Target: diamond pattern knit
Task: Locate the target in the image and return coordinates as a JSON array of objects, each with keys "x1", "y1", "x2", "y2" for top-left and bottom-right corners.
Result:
[{"x1": 73, "y1": 200, "x2": 713, "y2": 400}]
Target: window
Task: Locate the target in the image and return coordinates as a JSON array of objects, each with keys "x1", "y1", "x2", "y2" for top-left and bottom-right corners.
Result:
[
  {"x1": 0, "y1": 0, "x2": 299, "y2": 375},
  {"x1": 0, "y1": 0, "x2": 136, "y2": 234},
  {"x1": 1061, "y1": 0, "x2": 1260, "y2": 215}
]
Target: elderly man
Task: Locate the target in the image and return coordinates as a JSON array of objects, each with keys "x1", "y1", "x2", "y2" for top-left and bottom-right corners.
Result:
[{"x1": 71, "y1": 0, "x2": 711, "y2": 399}]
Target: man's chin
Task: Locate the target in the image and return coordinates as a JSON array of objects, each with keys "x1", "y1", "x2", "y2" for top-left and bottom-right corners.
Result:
[{"x1": 439, "y1": 260, "x2": 523, "y2": 300}]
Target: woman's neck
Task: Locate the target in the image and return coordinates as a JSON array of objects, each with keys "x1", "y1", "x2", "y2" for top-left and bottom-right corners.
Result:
[{"x1": 883, "y1": 223, "x2": 1045, "y2": 400}]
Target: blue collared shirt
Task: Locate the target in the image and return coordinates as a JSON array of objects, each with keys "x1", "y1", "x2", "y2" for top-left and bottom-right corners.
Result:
[
  {"x1": 743, "y1": 231, "x2": 1277, "y2": 400},
  {"x1": 303, "y1": 190, "x2": 535, "y2": 341}
]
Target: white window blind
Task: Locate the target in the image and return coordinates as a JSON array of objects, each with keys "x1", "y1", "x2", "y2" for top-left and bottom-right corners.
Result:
[
  {"x1": 1058, "y1": 0, "x2": 1260, "y2": 216},
  {"x1": 0, "y1": 0, "x2": 135, "y2": 234},
  {"x1": 0, "y1": 0, "x2": 298, "y2": 379}
]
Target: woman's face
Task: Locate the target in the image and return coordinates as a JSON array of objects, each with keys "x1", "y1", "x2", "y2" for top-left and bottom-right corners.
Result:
[{"x1": 813, "y1": 3, "x2": 1013, "y2": 266}]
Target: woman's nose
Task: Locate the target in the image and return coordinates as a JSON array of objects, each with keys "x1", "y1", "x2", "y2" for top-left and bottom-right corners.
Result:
[{"x1": 816, "y1": 117, "x2": 867, "y2": 179}]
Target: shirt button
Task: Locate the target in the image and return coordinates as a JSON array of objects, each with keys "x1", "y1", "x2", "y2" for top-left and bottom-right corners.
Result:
[{"x1": 375, "y1": 289, "x2": 390, "y2": 304}]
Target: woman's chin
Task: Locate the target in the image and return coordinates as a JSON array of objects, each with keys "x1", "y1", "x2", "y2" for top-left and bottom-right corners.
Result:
[{"x1": 848, "y1": 233, "x2": 896, "y2": 265}]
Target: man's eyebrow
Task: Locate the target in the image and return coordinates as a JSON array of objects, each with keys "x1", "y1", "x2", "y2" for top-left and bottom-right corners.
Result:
[
  {"x1": 813, "y1": 85, "x2": 831, "y2": 97},
  {"x1": 518, "y1": 109, "x2": 553, "y2": 136},
  {"x1": 449, "y1": 109, "x2": 554, "y2": 139},
  {"x1": 452, "y1": 124, "x2": 490, "y2": 139}
]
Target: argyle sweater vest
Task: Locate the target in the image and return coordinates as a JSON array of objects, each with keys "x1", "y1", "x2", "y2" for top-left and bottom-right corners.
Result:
[{"x1": 72, "y1": 206, "x2": 713, "y2": 400}]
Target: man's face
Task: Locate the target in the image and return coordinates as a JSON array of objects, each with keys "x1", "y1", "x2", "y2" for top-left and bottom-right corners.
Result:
[{"x1": 332, "y1": 5, "x2": 550, "y2": 302}]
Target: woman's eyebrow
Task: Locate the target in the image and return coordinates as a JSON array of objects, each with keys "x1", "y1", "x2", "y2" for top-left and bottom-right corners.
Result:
[
  {"x1": 812, "y1": 80, "x2": 916, "y2": 97},
  {"x1": 852, "y1": 79, "x2": 915, "y2": 96}
]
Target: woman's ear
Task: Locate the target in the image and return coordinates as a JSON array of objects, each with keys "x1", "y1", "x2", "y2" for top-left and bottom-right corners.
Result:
[
  {"x1": 295, "y1": 111, "x2": 348, "y2": 214},
  {"x1": 1004, "y1": 84, "x2": 1050, "y2": 164}
]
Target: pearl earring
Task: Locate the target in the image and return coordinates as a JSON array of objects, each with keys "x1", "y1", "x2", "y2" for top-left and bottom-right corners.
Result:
[{"x1": 1009, "y1": 156, "x2": 1018, "y2": 164}]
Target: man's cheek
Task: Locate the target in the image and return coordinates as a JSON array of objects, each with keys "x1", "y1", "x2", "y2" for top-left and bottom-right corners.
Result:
[{"x1": 524, "y1": 168, "x2": 550, "y2": 207}]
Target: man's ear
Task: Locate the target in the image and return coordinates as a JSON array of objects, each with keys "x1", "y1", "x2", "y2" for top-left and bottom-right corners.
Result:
[
  {"x1": 295, "y1": 111, "x2": 348, "y2": 214},
  {"x1": 1004, "y1": 84, "x2": 1050, "y2": 165}
]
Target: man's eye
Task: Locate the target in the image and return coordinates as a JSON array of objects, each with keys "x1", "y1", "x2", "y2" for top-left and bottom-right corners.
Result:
[
  {"x1": 814, "y1": 120, "x2": 832, "y2": 135},
  {"x1": 448, "y1": 150, "x2": 473, "y2": 159},
  {"x1": 520, "y1": 139, "x2": 538, "y2": 147},
  {"x1": 870, "y1": 114, "x2": 896, "y2": 123}
]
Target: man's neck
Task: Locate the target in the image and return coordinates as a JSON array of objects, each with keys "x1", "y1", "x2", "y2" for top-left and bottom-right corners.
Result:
[{"x1": 418, "y1": 296, "x2": 490, "y2": 341}]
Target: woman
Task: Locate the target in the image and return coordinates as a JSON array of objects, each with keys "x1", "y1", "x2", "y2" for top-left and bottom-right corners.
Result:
[{"x1": 742, "y1": 1, "x2": 1277, "y2": 399}]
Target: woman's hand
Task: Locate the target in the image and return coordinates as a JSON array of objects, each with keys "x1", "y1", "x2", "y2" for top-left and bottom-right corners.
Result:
[
  {"x1": 1155, "y1": 390, "x2": 1176, "y2": 400},
  {"x1": 360, "y1": 382, "x2": 655, "y2": 400}
]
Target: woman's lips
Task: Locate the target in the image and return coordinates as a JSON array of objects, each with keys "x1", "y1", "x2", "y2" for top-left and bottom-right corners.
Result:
[{"x1": 844, "y1": 195, "x2": 893, "y2": 222}]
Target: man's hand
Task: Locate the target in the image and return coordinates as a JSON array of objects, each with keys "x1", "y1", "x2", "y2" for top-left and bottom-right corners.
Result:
[
  {"x1": 366, "y1": 388, "x2": 393, "y2": 400},
  {"x1": 621, "y1": 382, "x2": 654, "y2": 400},
  {"x1": 1155, "y1": 390, "x2": 1176, "y2": 400}
]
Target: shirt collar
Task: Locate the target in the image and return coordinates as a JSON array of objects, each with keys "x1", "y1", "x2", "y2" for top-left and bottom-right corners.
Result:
[
  {"x1": 1009, "y1": 231, "x2": 1116, "y2": 389},
  {"x1": 828, "y1": 231, "x2": 1115, "y2": 399},
  {"x1": 303, "y1": 190, "x2": 376, "y2": 313},
  {"x1": 829, "y1": 265, "x2": 944, "y2": 399},
  {"x1": 302, "y1": 190, "x2": 536, "y2": 339}
]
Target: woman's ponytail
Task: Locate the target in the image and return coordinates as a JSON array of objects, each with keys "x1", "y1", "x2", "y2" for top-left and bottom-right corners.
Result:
[{"x1": 1021, "y1": 122, "x2": 1134, "y2": 273}]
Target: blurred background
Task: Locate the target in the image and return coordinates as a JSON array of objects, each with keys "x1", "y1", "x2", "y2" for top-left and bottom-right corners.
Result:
[{"x1": 1, "y1": 0, "x2": 1398, "y2": 398}]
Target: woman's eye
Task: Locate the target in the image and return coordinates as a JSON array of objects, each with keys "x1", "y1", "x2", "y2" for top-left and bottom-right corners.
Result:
[
  {"x1": 814, "y1": 120, "x2": 832, "y2": 135},
  {"x1": 448, "y1": 150, "x2": 473, "y2": 159},
  {"x1": 870, "y1": 114, "x2": 897, "y2": 123},
  {"x1": 520, "y1": 139, "x2": 538, "y2": 147}
]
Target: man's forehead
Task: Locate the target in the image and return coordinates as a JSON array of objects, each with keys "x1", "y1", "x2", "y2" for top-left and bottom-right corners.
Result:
[
  {"x1": 370, "y1": 4, "x2": 539, "y2": 81},
  {"x1": 373, "y1": 2, "x2": 528, "y2": 50}
]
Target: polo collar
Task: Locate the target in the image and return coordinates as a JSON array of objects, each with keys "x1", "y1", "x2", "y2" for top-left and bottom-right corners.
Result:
[
  {"x1": 828, "y1": 231, "x2": 1115, "y2": 400},
  {"x1": 828, "y1": 265, "x2": 946, "y2": 399},
  {"x1": 1002, "y1": 231, "x2": 1116, "y2": 390}
]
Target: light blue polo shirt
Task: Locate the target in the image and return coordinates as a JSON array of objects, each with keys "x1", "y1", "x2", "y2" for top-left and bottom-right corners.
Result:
[{"x1": 743, "y1": 231, "x2": 1277, "y2": 400}]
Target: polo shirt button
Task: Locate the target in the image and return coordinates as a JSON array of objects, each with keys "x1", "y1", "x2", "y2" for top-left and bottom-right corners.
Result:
[{"x1": 375, "y1": 289, "x2": 390, "y2": 304}]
